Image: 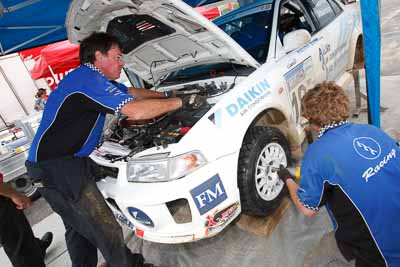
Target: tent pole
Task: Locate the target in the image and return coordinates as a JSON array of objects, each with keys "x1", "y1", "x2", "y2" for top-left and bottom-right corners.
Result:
[
  {"x1": 0, "y1": 0, "x2": 40, "y2": 14},
  {"x1": 0, "y1": 41, "x2": 4, "y2": 55},
  {"x1": 2, "y1": 25, "x2": 64, "y2": 55},
  {"x1": 0, "y1": 66, "x2": 30, "y2": 116}
]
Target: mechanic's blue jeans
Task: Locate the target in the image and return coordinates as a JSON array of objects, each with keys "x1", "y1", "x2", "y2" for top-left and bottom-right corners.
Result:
[{"x1": 27, "y1": 157, "x2": 144, "y2": 267}]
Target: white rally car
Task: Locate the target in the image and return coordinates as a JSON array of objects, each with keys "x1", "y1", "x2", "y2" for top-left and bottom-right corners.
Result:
[{"x1": 66, "y1": 0, "x2": 363, "y2": 243}]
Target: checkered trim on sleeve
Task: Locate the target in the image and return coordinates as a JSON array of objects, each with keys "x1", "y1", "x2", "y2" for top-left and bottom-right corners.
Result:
[
  {"x1": 115, "y1": 97, "x2": 134, "y2": 115},
  {"x1": 299, "y1": 199, "x2": 319, "y2": 211}
]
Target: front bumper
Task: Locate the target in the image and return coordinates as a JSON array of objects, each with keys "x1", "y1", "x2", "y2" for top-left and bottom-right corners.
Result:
[{"x1": 96, "y1": 152, "x2": 241, "y2": 244}]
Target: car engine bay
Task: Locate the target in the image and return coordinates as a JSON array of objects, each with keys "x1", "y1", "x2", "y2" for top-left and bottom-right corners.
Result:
[
  {"x1": 97, "y1": 79, "x2": 239, "y2": 162},
  {"x1": 102, "y1": 104, "x2": 210, "y2": 158}
]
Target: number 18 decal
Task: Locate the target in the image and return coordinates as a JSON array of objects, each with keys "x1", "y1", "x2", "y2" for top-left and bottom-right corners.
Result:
[{"x1": 291, "y1": 84, "x2": 307, "y2": 124}]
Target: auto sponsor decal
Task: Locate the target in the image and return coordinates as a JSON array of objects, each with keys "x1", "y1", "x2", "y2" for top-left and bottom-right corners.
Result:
[
  {"x1": 321, "y1": 12, "x2": 357, "y2": 80},
  {"x1": 319, "y1": 43, "x2": 331, "y2": 79},
  {"x1": 190, "y1": 174, "x2": 227, "y2": 215},
  {"x1": 113, "y1": 210, "x2": 135, "y2": 230},
  {"x1": 284, "y1": 57, "x2": 313, "y2": 91},
  {"x1": 205, "y1": 202, "x2": 240, "y2": 236},
  {"x1": 284, "y1": 57, "x2": 313, "y2": 124},
  {"x1": 128, "y1": 207, "x2": 154, "y2": 227},
  {"x1": 135, "y1": 228, "x2": 144, "y2": 238},
  {"x1": 208, "y1": 79, "x2": 271, "y2": 127},
  {"x1": 320, "y1": 42, "x2": 348, "y2": 80},
  {"x1": 208, "y1": 110, "x2": 223, "y2": 128},
  {"x1": 296, "y1": 37, "x2": 320, "y2": 54},
  {"x1": 225, "y1": 79, "x2": 271, "y2": 117}
]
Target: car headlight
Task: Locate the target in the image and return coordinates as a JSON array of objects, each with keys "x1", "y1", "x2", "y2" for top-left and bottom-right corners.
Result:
[{"x1": 127, "y1": 151, "x2": 207, "y2": 182}]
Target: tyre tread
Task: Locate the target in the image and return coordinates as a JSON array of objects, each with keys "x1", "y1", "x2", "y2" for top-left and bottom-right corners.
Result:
[{"x1": 238, "y1": 126, "x2": 289, "y2": 216}]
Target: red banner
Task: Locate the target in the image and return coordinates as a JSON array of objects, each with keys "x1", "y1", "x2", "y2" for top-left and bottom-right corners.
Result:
[{"x1": 19, "y1": 40, "x2": 80, "y2": 90}]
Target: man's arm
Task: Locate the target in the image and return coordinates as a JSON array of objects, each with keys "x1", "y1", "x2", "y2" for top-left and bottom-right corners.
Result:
[
  {"x1": 285, "y1": 178, "x2": 317, "y2": 217},
  {"x1": 121, "y1": 97, "x2": 182, "y2": 120},
  {"x1": 0, "y1": 183, "x2": 32, "y2": 210},
  {"x1": 278, "y1": 166, "x2": 317, "y2": 217},
  {"x1": 128, "y1": 87, "x2": 166, "y2": 99}
]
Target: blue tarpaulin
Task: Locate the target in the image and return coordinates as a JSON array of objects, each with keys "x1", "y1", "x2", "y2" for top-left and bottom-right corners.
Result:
[
  {"x1": 0, "y1": 0, "x2": 381, "y2": 126},
  {"x1": 0, "y1": 0, "x2": 70, "y2": 55}
]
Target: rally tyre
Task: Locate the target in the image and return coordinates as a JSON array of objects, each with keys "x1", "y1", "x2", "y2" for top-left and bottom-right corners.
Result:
[{"x1": 238, "y1": 126, "x2": 290, "y2": 216}]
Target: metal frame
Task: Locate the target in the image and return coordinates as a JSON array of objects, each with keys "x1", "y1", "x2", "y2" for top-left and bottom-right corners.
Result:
[{"x1": 0, "y1": 0, "x2": 64, "y2": 55}]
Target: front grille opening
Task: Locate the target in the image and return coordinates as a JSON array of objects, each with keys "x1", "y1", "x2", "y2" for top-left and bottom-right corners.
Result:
[
  {"x1": 106, "y1": 197, "x2": 122, "y2": 213},
  {"x1": 166, "y1": 198, "x2": 192, "y2": 224},
  {"x1": 97, "y1": 165, "x2": 119, "y2": 179}
]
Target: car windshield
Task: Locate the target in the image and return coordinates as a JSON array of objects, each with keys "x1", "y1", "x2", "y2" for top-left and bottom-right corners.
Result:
[
  {"x1": 162, "y1": 5, "x2": 273, "y2": 84},
  {"x1": 217, "y1": 5, "x2": 273, "y2": 63}
]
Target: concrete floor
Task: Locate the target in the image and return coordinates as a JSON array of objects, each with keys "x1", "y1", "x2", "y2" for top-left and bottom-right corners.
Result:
[{"x1": 1, "y1": 0, "x2": 399, "y2": 266}]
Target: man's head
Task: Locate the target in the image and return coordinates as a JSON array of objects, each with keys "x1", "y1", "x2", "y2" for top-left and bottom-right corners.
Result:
[
  {"x1": 301, "y1": 81, "x2": 349, "y2": 128},
  {"x1": 35, "y1": 88, "x2": 47, "y2": 98},
  {"x1": 79, "y1": 32, "x2": 124, "y2": 80}
]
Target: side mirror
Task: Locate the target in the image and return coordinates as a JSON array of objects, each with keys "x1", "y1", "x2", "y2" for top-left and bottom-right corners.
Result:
[{"x1": 283, "y1": 29, "x2": 312, "y2": 53}]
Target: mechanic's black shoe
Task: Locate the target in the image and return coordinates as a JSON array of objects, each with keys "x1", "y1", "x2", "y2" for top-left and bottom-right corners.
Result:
[{"x1": 39, "y1": 232, "x2": 53, "y2": 257}]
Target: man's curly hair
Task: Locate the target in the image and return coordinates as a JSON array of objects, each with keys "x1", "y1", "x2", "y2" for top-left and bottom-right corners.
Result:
[{"x1": 301, "y1": 81, "x2": 349, "y2": 127}]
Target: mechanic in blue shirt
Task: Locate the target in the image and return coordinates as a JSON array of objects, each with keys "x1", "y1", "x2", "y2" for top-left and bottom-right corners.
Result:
[
  {"x1": 25, "y1": 32, "x2": 205, "y2": 267},
  {"x1": 278, "y1": 82, "x2": 400, "y2": 267}
]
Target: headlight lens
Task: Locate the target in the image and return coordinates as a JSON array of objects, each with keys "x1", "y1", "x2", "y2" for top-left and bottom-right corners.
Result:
[{"x1": 127, "y1": 151, "x2": 206, "y2": 182}]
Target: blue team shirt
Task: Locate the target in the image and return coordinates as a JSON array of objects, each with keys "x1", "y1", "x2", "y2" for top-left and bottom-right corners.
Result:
[
  {"x1": 298, "y1": 122, "x2": 400, "y2": 266},
  {"x1": 27, "y1": 65, "x2": 133, "y2": 162}
]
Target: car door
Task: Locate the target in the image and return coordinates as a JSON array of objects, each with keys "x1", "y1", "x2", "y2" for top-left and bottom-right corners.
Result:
[
  {"x1": 273, "y1": 0, "x2": 323, "y2": 127},
  {"x1": 303, "y1": 0, "x2": 351, "y2": 81}
]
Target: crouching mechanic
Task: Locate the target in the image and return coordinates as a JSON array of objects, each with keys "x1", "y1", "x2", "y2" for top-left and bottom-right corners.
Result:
[
  {"x1": 25, "y1": 32, "x2": 206, "y2": 267},
  {"x1": 0, "y1": 173, "x2": 53, "y2": 267},
  {"x1": 278, "y1": 82, "x2": 400, "y2": 267}
]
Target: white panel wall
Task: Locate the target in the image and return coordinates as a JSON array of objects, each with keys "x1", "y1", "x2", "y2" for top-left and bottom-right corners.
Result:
[{"x1": 0, "y1": 53, "x2": 38, "y2": 129}]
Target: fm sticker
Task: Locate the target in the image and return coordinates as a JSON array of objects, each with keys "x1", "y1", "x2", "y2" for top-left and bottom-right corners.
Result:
[{"x1": 191, "y1": 174, "x2": 227, "y2": 215}]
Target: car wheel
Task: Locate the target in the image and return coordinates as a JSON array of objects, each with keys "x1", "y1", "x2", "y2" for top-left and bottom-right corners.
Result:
[{"x1": 238, "y1": 126, "x2": 290, "y2": 216}]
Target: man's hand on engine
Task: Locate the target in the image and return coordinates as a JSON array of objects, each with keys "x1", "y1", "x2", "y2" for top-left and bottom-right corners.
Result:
[
  {"x1": 277, "y1": 165, "x2": 295, "y2": 183},
  {"x1": 163, "y1": 90, "x2": 178, "y2": 98},
  {"x1": 180, "y1": 94, "x2": 207, "y2": 110}
]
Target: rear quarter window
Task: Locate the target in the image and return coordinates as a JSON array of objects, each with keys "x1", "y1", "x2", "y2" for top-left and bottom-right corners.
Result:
[
  {"x1": 328, "y1": 0, "x2": 343, "y2": 16},
  {"x1": 309, "y1": 0, "x2": 337, "y2": 28}
]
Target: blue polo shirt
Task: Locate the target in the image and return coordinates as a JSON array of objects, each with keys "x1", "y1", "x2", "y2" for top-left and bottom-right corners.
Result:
[
  {"x1": 27, "y1": 64, "x2": 133, "y2": 162},
  {"x1": 298, "y1": 122, "x2": 400, "y2": 267}
]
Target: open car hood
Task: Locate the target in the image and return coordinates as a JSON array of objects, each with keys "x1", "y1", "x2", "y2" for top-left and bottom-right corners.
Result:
[{"x1": 66, "y1": 0, "x2": 259, "y2": 85}]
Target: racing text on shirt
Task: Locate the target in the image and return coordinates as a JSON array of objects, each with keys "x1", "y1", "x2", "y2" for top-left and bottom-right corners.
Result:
[{"x1": 362, "y1": 148, "x2": 396, "y2": 182}]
